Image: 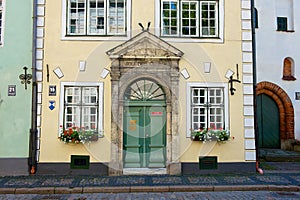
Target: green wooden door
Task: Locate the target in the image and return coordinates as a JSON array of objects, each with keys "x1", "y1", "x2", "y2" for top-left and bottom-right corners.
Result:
[
  {"x1": 123, "y1": 105, "x2": 166, "y2": 168},
  {"x1": 257, "y1": 94, "x2": 280, "y2": 148}
]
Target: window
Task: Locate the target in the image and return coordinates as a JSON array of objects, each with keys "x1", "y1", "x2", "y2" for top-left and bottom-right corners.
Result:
[
  {"x1": 67, "y1": 0, "x2": 126, "y2": 36},
  {"x1": 276, "y1": 0, "x2": 294, "y2": 31},
  {"x1": 161, "y1": 0, "x2": 219, "y2": 38},
  {"x1": 277, "y1": 17, "x2": 287, "y2": 31},
  {"x1": 0, "y1": 0, "x2": 3, "y2": 44},
  {"x1": 282, "y1": 57, "x2": 296, "y2": 81},
  {"x1": 60, "y1": 83, "x2": 104, "y2": 136},
  {"x1": 187, "y1": 83, "x2": 228, "y2": 137},
  {"x1": 191, "y1": 87, "x2": 224, "y2": 130}
]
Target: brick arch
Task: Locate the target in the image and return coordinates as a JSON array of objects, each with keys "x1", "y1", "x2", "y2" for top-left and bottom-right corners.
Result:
[{"x1": 256, "y1": 82, "x2": 294, "y2": 148}]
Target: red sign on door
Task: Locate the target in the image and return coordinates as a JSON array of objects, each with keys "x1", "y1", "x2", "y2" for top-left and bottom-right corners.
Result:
[{"x1": 151, "y1": 111, "x2": 163, "y2": 116}]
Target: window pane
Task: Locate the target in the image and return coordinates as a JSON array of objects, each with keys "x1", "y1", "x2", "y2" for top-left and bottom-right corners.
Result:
[
  {"x1": 65, "y1": 106, "x2": 80, "y2": 128},
  {"x1": 66, "y1": 87, "x2": 81, "y2": 104},
  {"x1": 181, "y1": 1, "x2": 198, "y2": 37},
  {"x1": 108, "y1": 0, "x2": 126, "y2": 34},
  {"x1": 68, "y1": 0, "x2": 86, "y2": 34},
  {"x1": 88, "y1": 0, "x2": 105, "y2": 34},
  {"x1": 82, "y1": 106, "x2": 98, "y2": 130},
  {"x1": 161, "y1": 1, "x2": 178, "y2": 36},
  {"x1": 200, "y1": 1, "x2": 218, "y2": 37}
]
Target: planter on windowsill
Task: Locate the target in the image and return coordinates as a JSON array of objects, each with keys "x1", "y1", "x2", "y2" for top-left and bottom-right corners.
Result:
[
  {"x1": 191, "y1": 128, "x2": 230, "y2": 143},
  {"x1": 58, "y1": 126, "x2": 99, "y2": 144}
]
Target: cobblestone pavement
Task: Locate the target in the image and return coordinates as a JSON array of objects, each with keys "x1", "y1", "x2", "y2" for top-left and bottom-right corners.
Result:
[{"x1": 0, "y1": 191, "x2": 300, "y2": 200}]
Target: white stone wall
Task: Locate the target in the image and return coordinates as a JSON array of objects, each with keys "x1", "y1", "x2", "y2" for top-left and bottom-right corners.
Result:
[{"x1": 255, "y1": 0, "x2": 300, "y2": 140}]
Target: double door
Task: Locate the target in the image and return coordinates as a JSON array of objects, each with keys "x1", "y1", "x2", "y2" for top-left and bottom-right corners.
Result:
[{"x1": 123, "y1": 105, "x2": 166, "y2": 168}]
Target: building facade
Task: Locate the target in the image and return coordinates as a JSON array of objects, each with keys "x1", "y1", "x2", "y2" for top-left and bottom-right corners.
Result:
[
  {"x1": 36, "y1": 0, "x2": 256, "y2": 175},
  {"x1": 255, "y1": 0, "x2": 299, "y2": 150},
  {"x1": 0, "y1": 0, "x2": 33, "y2": 175}
]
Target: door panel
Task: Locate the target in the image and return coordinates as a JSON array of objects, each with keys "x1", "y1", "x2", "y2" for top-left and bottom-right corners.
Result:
[
  {"x1": 123, "y1": 107, "x2": 142, "y2": 167},
  {"x1": 123, "y1": 105, "x2": 166, "y2": 168},
  {"x1": 148, "y1": 106, "x2": 166, "y2": 167},
  {"x1": 257, "y1": 94, "x2": 280, "y2": 148}
]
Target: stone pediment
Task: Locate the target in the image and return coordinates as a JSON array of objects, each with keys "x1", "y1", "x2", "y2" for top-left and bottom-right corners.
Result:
[{"x1": 106, "y1": 31, "x2": 183, "y2": 59}]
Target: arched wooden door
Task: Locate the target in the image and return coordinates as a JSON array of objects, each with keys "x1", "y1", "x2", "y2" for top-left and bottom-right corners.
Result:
[
  {"x1": 123, "y1": 79, "x2": 166, "y2": 168},
  {"x1": 257, "y1": 94, "x2": 280, "y2": 148}
]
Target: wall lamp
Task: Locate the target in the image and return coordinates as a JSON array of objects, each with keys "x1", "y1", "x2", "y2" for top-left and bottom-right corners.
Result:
[
  {"x1": 225, "y1": 64, "x2": 241, "y2": 95},
  {"x1": 19, "y1": 66, "x2": 32, "y2": 90}
]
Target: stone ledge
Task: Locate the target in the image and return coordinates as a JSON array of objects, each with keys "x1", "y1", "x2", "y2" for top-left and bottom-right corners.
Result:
[
  {"x1": 55, "y1": 187, "x2": 83, "y2": 194},
  {"x1": 83, "y1": 186, "x2": 130, "y2": 193},
  {"x1": 0, "y1": 188, "x2": 15, "y2": 194},
  {"x1": 15, "y1": 187, "x2": 54, "y2": 194},
  {"x1": 3, "y1": 185, "x2": 300, "y2": 194},
  {"x1": 169, "y1": 185, "x2": 213, "y2": 192}
]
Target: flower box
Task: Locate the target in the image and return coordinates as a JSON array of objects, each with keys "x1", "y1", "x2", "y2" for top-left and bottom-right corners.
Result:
[
  {"x1": 58, "y1": 126, "x2": 99, "y2": 144},
  {"x1": 191, "y1": 128, "x2": 230, "y2": 143}
]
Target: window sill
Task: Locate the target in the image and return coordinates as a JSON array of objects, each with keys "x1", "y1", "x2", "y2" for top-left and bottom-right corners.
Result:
[
  {"x1": 161, "y1": 37, "x2": 224, "y2": 43},
  {"x1": 61, "y1": 35, "x2": 131, "y2": 41},
  {"x1": 276, "y1": 30, "x2": 295, "y2": 33},
  {"x1": 282, "y1": 76, "x2": 296, "y2": 81}
]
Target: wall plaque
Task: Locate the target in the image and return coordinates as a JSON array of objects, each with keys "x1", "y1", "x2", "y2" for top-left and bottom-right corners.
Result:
[{"x1": 8, "y1": 85, "x2": 16, "y2": 96}]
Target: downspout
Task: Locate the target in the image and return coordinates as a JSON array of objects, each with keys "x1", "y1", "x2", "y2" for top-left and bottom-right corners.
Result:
[
  {"x1": 250, "y1": 0, "x2": 263, "y2": 174},
  {"x1": 28, "y1": 0, "x2": 38, "y2": 174}
]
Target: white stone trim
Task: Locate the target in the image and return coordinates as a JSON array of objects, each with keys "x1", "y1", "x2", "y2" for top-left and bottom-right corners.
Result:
[
  {"x1": 241, "y1": 0, "x2": 255, "y2": 161},
  {"x1": 244, "y1": 95, "x2": 253, "y2": 106},
  {"x1": 245, "y1": 151, "x2": 256, "y2": 161},
  {"x1": 35, "y1": 1, "x2": 45, "y2": 162},
  {"x1": 244, "y1": 106, "x2": 254, "y2": 116},
  {"x1": 245, "y1": 139, "x2": 255, "y2": 149},
  {"x1": 0, "y1": 0, "x2": 6, "y2": 46},
  {"x1": 244, "y1": 128, "x2": 255, "y2": 138}
]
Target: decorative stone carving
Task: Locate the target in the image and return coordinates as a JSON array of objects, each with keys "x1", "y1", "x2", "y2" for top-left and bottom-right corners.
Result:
[{"x1": 107, "y1": 30, "x2": 183, "y2": 175}]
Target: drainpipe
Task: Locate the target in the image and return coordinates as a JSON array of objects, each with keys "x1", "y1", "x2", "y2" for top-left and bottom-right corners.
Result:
[
  {"x1": 250, "y1": 0, "x2": 263, "y2": 174},
  {"x1": 28, "y1": 0, "x2": 38, "y2": 174}
]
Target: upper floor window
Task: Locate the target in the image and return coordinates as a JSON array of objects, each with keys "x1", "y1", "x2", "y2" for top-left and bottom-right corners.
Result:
[
  {"x1": 277, "y1": 17, "x2": 287, "y2": 31},
  {"x1": 67, "y1": 0, "x2": 127, "y2": 36},
  {"x1": 0, "y1": 0, "x2": 3, "y2": 44},
  {"x1": 276, "y1": 0, "x2": 294, "y2": 32},
  {"x1": 160, "y1": 0, "x2": 219, "y2": 38}
]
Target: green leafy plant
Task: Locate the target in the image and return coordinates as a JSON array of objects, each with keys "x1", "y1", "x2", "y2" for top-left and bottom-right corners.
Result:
[{"x1": 191, "y1": 128, "x2": 230, "y2": 143}]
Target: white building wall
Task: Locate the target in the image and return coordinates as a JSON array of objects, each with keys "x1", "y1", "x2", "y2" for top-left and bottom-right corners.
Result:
[{"x1": 255, "y1": 0, "x2": 300, "y2": 140}]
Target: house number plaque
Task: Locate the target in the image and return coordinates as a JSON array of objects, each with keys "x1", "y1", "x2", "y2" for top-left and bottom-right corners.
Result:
[{"x1": 8, "y1": 85, "x2": 16, "y2": 96}]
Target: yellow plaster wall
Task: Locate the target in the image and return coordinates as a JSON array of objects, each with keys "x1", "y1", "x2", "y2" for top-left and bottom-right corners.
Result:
[{"x1": 40, "y1": 0, "x2": 246, "y2": 163}]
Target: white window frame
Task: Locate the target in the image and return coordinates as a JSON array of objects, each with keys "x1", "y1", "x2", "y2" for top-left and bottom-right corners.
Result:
[
  {"x1": 59, "y1": 82, "x2": 104, "y2": 137},
  {"x1": 186, "y1": 82, "x2": 229, "y2": 137},
  {"x1": 0, "y1": 0, "x2": 5, "y2": 46},
  {"x1": 200, "y1": 1, "x2": 218, "y2": 37},
  {"x1": 62, "y1": 0, "x2": 131, "y2": 41},
  {"x1": 155, "y1": 0, "x2": 224, "y2": 43}
]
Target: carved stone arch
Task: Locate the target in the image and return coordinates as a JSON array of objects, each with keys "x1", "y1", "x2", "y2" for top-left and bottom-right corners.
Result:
[
  {"x1": 256, "y1": 81, "x2": 294, "y2": 149},
  {"x1": 107, "y1": 31, "x2": 183, "y2": 175}
]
